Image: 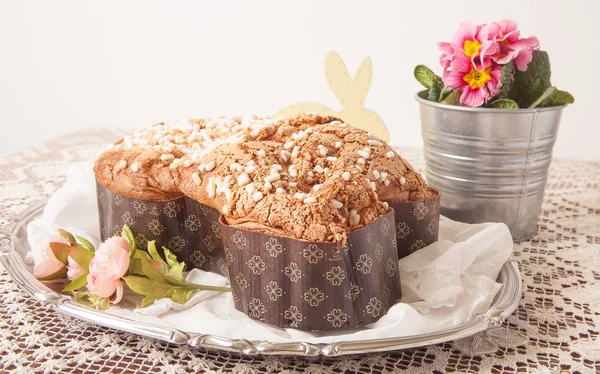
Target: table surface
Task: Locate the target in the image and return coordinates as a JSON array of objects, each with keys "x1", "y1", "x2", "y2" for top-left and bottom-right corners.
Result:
[{"x1": 0, "y1": 129, "x2": 599, "y2": 374}]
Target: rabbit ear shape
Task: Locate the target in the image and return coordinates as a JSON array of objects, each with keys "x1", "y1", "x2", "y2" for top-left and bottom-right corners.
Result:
[
  {"x1": 324, "y1": 52, "x2": 373, "y2": 107},
  {"x1": 324, "y1": 51, "x2": 352, "y2": 104},
  {"x1": 351, "y1": 57, "x2": 373, "y2": 105}
]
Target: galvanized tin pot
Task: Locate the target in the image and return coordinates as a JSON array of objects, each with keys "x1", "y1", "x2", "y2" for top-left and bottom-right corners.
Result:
[{"x1": 416, "y1": 94, "x2": 567, "y2": 242}]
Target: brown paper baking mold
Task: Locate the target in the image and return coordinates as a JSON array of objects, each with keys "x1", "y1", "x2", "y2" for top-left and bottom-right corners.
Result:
[
  {"x1": 388, "y1": 189, "x2": 440, "y2": 260},
  {"x1": 220, "y1": 211, "x2": 401, "y2": 330},
  {"x1": 97, "y1": 183, "x2": 439, "y2": 330},
  {"x1": 96, "y1": 183, "x2": 227, "y2": 276}
]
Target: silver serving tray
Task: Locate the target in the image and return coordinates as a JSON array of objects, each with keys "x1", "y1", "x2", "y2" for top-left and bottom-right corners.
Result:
[{"x1": 0, "y1": 199, "x2": 522, "y2": 357}]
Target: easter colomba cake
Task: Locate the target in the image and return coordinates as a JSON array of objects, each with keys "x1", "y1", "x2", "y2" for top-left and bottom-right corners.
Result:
[{"x1": 94, "y1": 113, "x2": 435, "y2": 244}]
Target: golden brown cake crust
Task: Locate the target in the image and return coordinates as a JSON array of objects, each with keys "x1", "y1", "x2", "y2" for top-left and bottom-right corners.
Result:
[
  {"x1": 94, "y1": 113, "x2": 435, "y2": 242},
  {"x1": 93, "y1": 140, "x2": 185, "y2": 201}
]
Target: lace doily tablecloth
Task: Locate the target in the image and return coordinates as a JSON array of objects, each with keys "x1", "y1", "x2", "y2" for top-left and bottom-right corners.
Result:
[{"x1": 1, "y1": 129, "x2": 599, "y2": 374}]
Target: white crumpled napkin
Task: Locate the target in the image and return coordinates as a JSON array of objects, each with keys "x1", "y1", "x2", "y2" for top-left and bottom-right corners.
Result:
[{"x1": 27, "y1": 161, "x2": 514, "y2": 344}]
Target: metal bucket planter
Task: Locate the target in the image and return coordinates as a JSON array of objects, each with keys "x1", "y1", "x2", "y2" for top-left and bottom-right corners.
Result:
[{"x1": 416, "y1": 94, "x2": 567, "y2": 242}]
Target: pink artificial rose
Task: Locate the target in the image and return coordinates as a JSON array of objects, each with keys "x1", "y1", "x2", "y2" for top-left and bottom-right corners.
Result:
[
  {"x1": 67, "y1": 256, "x2": 86, "y2": 280},
  {"x1": 33, "y1": 234, "x2": 69, "y2": 280},
  {"x1": 492, "y1": 20, "x2": 539, "y2": 71},
  {"x1": 86, "y1": 236, "x2": 130, "y2": 304},
  {"x1": 443, "y1": 53, "x2": 502, "y2": 107}
]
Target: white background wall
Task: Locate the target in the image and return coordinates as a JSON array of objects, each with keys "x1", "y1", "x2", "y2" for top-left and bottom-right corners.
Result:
[{"x1": 1, "y1": 0, "x2": 597, "y2": 159}]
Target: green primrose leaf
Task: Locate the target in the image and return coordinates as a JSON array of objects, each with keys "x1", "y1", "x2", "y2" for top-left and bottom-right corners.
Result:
[
  {"x1": 428, "y1": 82, "x2": 441, "y2": 102},
  {"x1": 488, "y1": 99, "x2": 520, "y2": 109},
  {"x1": 498, "y1": 62, "x2": 515, "y2": 99},
  {"x1": 510, "y1": 50, "x2": 552, "y2": 107},
  {"x1": 63, "y1": 272, "x2": 88, "y2": 292},
  {"x1": 417, "y1": 90, "x2": 429, "y2": 99},
  {"x1": 441, "y1": 90, "x2": 461, "y2": 105},
  {"x1": 439, "y1": 87, "x2": 453, "y2": 102},
  {"x1": 528, "y1": 86, "x2": 557, "y2": 108},
  {"x1": 58, "y1": 229, "x2": 76, "y2": 244},
  {"x1": 414, "y1": 65, "x2": 440, "y2": 89},
  {"x1": 539, "y1": 89, "x2": 575, "y2": 107}
]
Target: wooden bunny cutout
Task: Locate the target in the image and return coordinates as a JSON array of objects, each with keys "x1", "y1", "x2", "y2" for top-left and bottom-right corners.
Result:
[{"x1": 276, "y1": 51, "x2": 390, "y2": 142}]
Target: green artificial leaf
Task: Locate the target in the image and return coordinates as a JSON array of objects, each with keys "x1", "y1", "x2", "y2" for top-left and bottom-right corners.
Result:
[
  {"x1": 140, "y1": 289, "x2": 175, "y2": 308},
  {"x1": 171, "y1": 288, "x2": 194, "y2": 305},
  {"x1": 75, "y1": 235, "x2": 95, "y2": 253},
  {"x1": 74, "y1": 292, "x2": 90, "y2": 304},
  {"x1": 49, "y1": 242, "x2": 69, "y2": 264},
  {"x1": 414, "y1": 65, "x2": 439, "y2": 89},
  {"x1": 488, "y1": 99, "x2": 520, "y2": 109},
  {"x1": 123, "y1": 275, "x2": 174, "y2": 308},
  {"x1": 63, "y1": 273, "x2": 88, "y2": 292},
  {"x1": 510, "y1": 50, "x2": 552, "y2": 107},
  {"x1": 147, "y1": 241, "x2": 168, "y2": 268},
  {"x1": 528, "y1": 86, "x2": 557, "y2": 108},
  {"x1": 58, "y1": 229, "x2": 76, "y2": 244},
  {"x1": 498, "y1": 62, "x2": 515, "y2": 99},
  {"x1": 119, "y1": 231, "x2": 232, "y2": 309},
  {"x1": 162, "y1": 246, "x2": 186, "y2": 280},
  {"x1": 167, "y1": 264, "x2": 186, "y2": 281},
  {"x1": 68, "y1": 245, "x2": 94, "y2": 270},
  {"x1": 163, "y1": 247, "x2": 179, "y2": 268},
  {"x1": 36, "y1": 267, "x2": 68, "y2": 281},
  {"x1": 123, "y1": 275, "x2": 170, "y2": 295},
  {"x1": 121, "y1": 225, "x2": 137, "y2": 258},
  {"x1": 428, "y1": 82, "x2": 441, "y2": 102},
  {"x1": 74, "y1": 291, "x2": 110, "y2": 310},
  {"x1": 441, "y1": 90, "x2": 461, "y2": 105},
  {"x1": 539, "y1": 89, "x2": 575, "y2": 107},
  {"x1": 128, "y1": 258, "x2": 144, "y2": 275},
  {"x1": 123, "y1": 274, "x2": 194, "y2": 307},
  {"x1": 98, "y1": 297, "x2": 110, "y2": 310},
  {"x1": 124, "y1": 270, "x2": 231, "y2": 308},
  {"x1": 133, "y1": 250, "x2": 151, "y2": 260},
  {"x1": 439, "y1": 87, "x2": 453, "y2": 102},
  {"x1": 128, "y1": 257, "x2": 160, "y2": 275},
  {"x1": 141, "y1": 259, "x2": 165, "y2": 281}
]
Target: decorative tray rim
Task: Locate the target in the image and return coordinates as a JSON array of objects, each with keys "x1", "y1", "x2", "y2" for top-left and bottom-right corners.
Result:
[{"x1": 0, "y1": 199, "x2": 522, "y2": 357}]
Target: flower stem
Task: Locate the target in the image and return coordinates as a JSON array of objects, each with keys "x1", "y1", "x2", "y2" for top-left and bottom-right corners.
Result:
[{"x1": 164, "y1": 278, "x2": 231, "y2": 292}]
